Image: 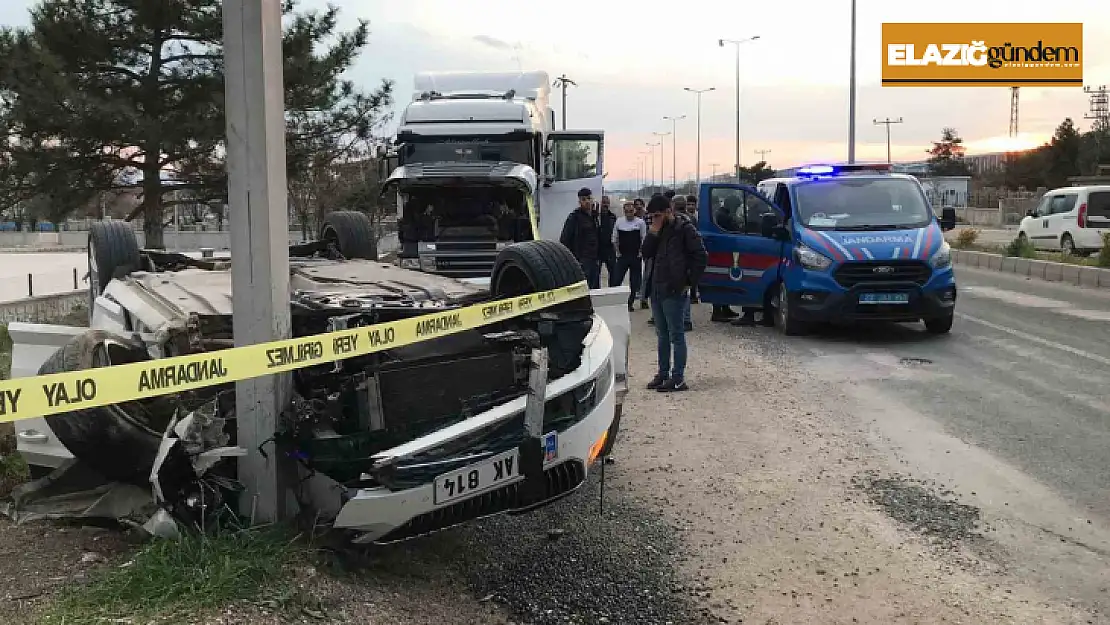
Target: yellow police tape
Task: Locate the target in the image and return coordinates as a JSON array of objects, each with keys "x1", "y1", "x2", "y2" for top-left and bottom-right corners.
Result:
[{"x1": 0, "y1": 280, "x2": 589, "y2": 424}]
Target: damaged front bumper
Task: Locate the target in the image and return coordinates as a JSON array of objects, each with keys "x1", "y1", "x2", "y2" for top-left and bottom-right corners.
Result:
[{"x1": 329, "y1": 315, "x2": 618, "y2": 544}]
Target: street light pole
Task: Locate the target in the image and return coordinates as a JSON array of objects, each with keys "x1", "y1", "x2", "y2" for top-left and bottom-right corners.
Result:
[
  {"x1": 553, "y1": 74, "x2": 577, "y2": 130},
  {"x1": 848, "y1": 0, "x2": 857, "y2": 163},
  {"x1": 663, "y1": 115, "x2": 686, "y2": 189},
  {"x1": 873, "y1": 117, "x2": 904, "y2": 164},
  {"x1": 684, "y1": 87, "x2": 715, "y2": 183},
  {"x1": 754, "y1": 148, "x2": 772, "y2": 163},
  {"x1": 652, "y1": 131, "x2": 671, "y2": 188},
  {"x1": 719, "y1": 35, "x2": 760, "y2": 181}
]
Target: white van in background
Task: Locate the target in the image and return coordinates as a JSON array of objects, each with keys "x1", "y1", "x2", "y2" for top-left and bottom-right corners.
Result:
[{"x1": 1018, "y1": 185, "x2": 1110, "y2": 255}]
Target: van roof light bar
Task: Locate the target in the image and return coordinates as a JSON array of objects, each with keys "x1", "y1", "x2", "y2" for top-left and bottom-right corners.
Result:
[{"x1": 796, "y1": 163, "x2": 893, "y2": 178}]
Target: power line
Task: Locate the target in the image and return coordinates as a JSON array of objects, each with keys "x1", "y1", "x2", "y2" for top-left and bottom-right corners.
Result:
[
  {"x1": 872, "y1": 117, "x2": 904, "y2": 164},
  {"x1": 753, "y1": 148, "x2": 772, "y2": 162}
]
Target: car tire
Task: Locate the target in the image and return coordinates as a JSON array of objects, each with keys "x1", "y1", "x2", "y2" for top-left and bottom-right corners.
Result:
[
  {"x1": 773, "y1": 283, "x2": 807, "y2": 336},
  {"x1": 1061, "y1": 233, "x2": 1076, "y2": 256},
  {"x1": 491, "y1": 240, "x2": 594, "y2": 376},
  {"x1": 320, "y1": 210, "x2": 376, "y2": 260},
  {"x1": 88, "y1": 221, "x2": 142, "y2": 308},
  {"x1": 924, "y1": 314, "x2": 954, "y2": 334},
  {"x1": 39, "y1": 329, "x2": 172, "y2": 485}
]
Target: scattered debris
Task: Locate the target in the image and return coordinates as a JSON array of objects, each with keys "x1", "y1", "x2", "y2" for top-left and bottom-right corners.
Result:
[{"x1": 855, "y1": 471, "x2": 984, "y2": 551}]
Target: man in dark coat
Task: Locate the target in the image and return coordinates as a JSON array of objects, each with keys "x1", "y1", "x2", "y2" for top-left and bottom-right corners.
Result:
[
  {"x1": 559, "y1": 187, "x2": 601, "y2": 288},
  {"x1": 641, "y1": 194, "x2": 708, "y2": 392},
  {"x1": 597, "y1": 195, "x2": 618, "y2": 281}
]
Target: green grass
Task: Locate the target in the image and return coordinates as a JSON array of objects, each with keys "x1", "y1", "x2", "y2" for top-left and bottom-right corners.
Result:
[
  {"x1": 45, "y1": 528, "x2": 307, "y2": 623},
  {"x1": 0, "y1": 323, "x2": 11, "y2": 381}
]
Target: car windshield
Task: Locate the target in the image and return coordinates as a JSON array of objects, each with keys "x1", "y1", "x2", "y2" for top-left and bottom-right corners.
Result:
[
  {"x1": 401, "y1": 137, "x2": 534, "y2": 168},
  {"x1": 793, "y1": 177, "x2": 933, "y2": 230}
]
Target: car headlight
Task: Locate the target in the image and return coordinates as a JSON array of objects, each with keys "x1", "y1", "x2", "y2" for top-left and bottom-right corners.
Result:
[
  {"x1": 793, "y1": 244, "x2": 833, "y2": 271},
  {"x1": 930, "y1": 242, "x2": 951, "y2": 269}
]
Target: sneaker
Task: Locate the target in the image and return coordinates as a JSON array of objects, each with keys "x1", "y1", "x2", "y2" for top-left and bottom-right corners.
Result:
[
  {"x1": 627, "y1": 303, "x2": 635, "y2": 312},
  {"x1": 647, "y1": 317, "x2": 654, "y2": 325},
  {"x1": 690, "y1": 295, "x2": 700, "y2": 304},
  {"x1": 710, "y1": 308, "x2": 740, "y2": 323},
  {"x1": 658, "y1": 378, "x2": 689, "y2": 392},
  {"x1": 640, "y1": 301, "x2": 649, "y2": 310},
  {"x1": 646, "y1": 374, "x2": 670, "y2": 390},
  {"x1": 683, "y1": 321, "x2": 693, "y2": 331},
  {"x1": 731, "y1": 314, "x2": 757, "y2": 327}
]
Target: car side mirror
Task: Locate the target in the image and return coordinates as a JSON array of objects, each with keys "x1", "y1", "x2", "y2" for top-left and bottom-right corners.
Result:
[
  {"x1": 939, "y1": 206, "x2": 957, "y2": 232},
  {"x1": 1026, "y1": 209, "x2": 1037, "y2": 218},
  {"x1": 760, "y1": 213, "x2": 782, "y2": 239},
  {"x1": 771, "y1": 225, "x2": 790, "y2": 242}
]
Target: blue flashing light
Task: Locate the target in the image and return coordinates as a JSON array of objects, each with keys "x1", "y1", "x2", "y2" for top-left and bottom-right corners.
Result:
[
  {"x1": 797, "y1": 165, "x2": 836, "y2": 176},
  {"x1": 796, "y1": 163, "x2": 893, "y2": 178}
]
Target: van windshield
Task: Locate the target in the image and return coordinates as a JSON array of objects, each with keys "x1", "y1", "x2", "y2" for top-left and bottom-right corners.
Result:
[{"x1": 794, "y1": 177, "x2": 933, "y2": 231}]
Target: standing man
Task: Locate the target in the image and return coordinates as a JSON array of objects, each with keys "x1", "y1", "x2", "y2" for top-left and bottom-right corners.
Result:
[
  {"x1": 641, "y1": 194, "x2": 707, "y2": 392},
  {"x1": 560, "y1": 187, "x2": 601, "y2": 288},
  {"x1": 685, "y1": 195, "x2": 701, "y2": 304},
  {"x1": 670, "y1": 194, "x2": 695, "y2": 331},
  {"x1": 597, "y1": 195, "x2": 618, "y2": 283},
  {"x1": 610, "y1": 200, "x2": 647, "y2": 311}
]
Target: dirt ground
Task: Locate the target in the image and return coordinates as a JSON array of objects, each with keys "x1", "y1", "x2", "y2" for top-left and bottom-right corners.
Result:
[{"x1": 0, "y1": 304, "x2": 1101, "y2": 623}]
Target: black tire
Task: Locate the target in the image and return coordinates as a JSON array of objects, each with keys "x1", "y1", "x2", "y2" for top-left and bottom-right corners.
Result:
[
  {"x1": 1061, "y1": 233, "x2": 1076, "y2": 256},
  {"x1": 88, "y1": 221, "x2": 141, "y2": 308},
  {"x1": 772, "y1": 283, "x2": 807, "y2": 336},
  {"x1": 40, "y1": 330, "x2": 171, "y2": 485},
  {"x1": 924, "y1": 314, "x2": 954, "y2": 335},
  {"x1": 320, "y1": 210, "x2": 376, "y2": 260},
  {"x1": 491, "y1": 240, "x2": 593, "y2": 376}
]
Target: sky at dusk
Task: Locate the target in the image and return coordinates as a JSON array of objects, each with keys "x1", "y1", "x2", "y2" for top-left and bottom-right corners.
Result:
[{"x1": 2, "y1": 0, "x2": 1108, "y2": 186}]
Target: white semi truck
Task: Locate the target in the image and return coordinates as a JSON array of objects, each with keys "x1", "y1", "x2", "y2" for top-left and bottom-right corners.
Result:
[{"x1": 382, "y1": 70, "x2": 605, "y2": 278}]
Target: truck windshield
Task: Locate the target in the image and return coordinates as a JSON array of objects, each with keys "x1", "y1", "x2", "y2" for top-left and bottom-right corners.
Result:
[
  {"x1": 794, "y1": 177, "x2": 933, "y2": 231},
  {"x1": 401, "y1": 138, "x2": 534, "y2": 167}
]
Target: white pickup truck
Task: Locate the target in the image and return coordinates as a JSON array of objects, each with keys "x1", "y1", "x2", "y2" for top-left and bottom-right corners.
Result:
[{"x1": 10, "y1": 215, "x2": 630, "y2": 543}]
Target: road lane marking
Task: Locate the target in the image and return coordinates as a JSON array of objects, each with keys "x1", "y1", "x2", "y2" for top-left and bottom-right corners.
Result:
[{"x1": 955, "y1": 312, "x2": 1110, "y2": 367}]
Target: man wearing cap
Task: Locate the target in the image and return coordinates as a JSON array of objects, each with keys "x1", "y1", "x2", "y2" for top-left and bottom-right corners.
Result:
[
  {"x1": 641, "y1": 194, "x2": 707, "y2": 392},
  {"x1": 559, "y1": 187, "x2": 601, "y2": 288}
]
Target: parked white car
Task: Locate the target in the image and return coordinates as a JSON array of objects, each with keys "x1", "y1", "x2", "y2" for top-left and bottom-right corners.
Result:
[{"x1": 1017, "y1": 185, "x2": 1110, "y2": 255}]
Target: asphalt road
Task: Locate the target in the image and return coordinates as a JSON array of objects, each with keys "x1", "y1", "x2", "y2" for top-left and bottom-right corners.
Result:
[{"x1": 724, "y1": 265, "x2": 1110, "y2": 616}]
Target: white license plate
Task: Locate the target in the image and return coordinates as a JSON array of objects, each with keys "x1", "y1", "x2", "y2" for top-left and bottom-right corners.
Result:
[
  {"x1": 859, "y1": 292, "x2": 909, "y2": 304},
  {"x1": 433, "y1": 448, "x2": 521, "y2": 505}
]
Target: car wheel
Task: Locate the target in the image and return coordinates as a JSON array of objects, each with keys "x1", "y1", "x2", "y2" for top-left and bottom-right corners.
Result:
[
  {"x1": 773, "y1": 283, "x2": 807, "y2": 336},
  {"x1": 924, "y1": 314, "x2": 954, "y2": 334},
  {"x1": 320, "y1": 211, "x2": 376, "y2": 260},
  {"x1": 1061, "y1": 233, "x2": 1076, "y2": 256},
  {"x1": 87, "y1": 221, "x2": 142, "y2": 309},
  {"x1": 40, "y1": 329, "x2": 178, "y2": 485},
  {"x1": 491, "y1": 240, "x2": 594, "y2": 376}
]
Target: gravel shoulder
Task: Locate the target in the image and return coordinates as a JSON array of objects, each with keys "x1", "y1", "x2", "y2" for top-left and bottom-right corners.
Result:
[{"x1": 614, "y1": 305, "x2": 1096, "y2": 624}]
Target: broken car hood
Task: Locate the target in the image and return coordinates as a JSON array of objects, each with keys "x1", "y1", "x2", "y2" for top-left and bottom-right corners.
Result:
[{"x1": 381, "y1": 161, "x2": 538, "y2": 196}]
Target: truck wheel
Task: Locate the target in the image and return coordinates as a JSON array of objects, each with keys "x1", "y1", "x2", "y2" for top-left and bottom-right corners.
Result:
[
  {"x1": 924, "y1": 314, "x2": 954, "y2": 335},
  {"x1": 320, "y1": 211, "x2": 376, "y2": 260},
  {"x1": 88, "y1": 221, "x2": 142, "y2": 307},
  {"x1": 39, "y1": 330, "x2": 172, "y2": 485},
  {"x1": 773, "y1": 283, "x2": 808, "y2": 336},
  {"x1": 491, "y1": 240, "x2": 594, "y2": 376}
]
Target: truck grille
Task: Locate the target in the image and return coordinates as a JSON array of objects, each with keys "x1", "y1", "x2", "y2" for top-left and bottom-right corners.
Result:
[
  {"x1": 374, "y1": 460, "x2": 587, "y2": 543},
  {"x1": 834, "y1": 260, "x2": 931, "y2": 288}
]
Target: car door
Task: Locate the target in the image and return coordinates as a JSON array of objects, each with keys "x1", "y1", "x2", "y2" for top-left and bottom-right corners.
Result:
[
  {"x1": 697, "y1": 184, "x2": 785, "y2": 308},
  {"x1": 536, "y1": 131, "x2": 604, "y2": 243},
  {"x1": 1028, "y1": 194, "x2": 1053, "y2": 249},
  {"x1": 1046, "y1": 192, "x2": 1078, "y2": 248}
]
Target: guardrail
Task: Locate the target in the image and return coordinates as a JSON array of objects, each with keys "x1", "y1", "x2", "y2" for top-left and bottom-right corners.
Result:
[{"x1": 952, "y1": 249, "x2": 1110, "y2": 289}]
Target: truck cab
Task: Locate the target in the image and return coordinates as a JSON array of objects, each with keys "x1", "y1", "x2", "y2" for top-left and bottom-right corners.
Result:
[
  {"x1": 696, "y1": 163, "x2": 958, "y2": 335},
  {"x1": 383, "y1": 71, "x2": 604, "y2": 278}
]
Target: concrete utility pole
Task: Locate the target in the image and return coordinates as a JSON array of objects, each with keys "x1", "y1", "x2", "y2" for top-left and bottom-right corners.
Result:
[
  {"x1": 848, "y1": 0, "x2": 858, "y2": 163},
  {"x1": 553, "y1": 74, "x2": 577, "y2": 130},
  {"x1": 754, "y1": 148, "x2": 772, "y2": 163},
  {"x1": 223, "y1": 0, "x2": 292, "y2": 523},
  {"x1": 684, "y1": 87, "x2": 715, "y2": 183},
  {"x1": 663, "y1": 115, "x2": 686, "y2": 189},
  {"x1": 719, "y1": 35, "x2": 760, "y2": 180},
  {"x1": 652, "y1": 131, "x2": 671, "y2": 187},
  {"x1": 646, "y1": 142, "x2": 661, "y2": 191},
  {"x1": 873, "y1": 117, "x2": 904, "y2": 164}
]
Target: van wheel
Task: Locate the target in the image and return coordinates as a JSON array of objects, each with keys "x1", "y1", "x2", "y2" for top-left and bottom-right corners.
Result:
[
  {"x1": 491, "y1": 240, "x2": 593, "y2": 376},
  {"x1": 924, "y1": 314, "x2": 954, "y2": 335},
  {"x1": 88, "y1": 221, "x2": 142, "y2": 308},
  {"x1": 1061, "y1": 234, "x2": 1076, "y2": 256},
  {"x1": 39, "y1": 330, "x2": 177, "y2": 485},
  {"x1": 773, "y1": 283, "x2": 808, "y2": 336},
  {"x1": 320, "y1": 211, "x2": 376, "y2": 260}
]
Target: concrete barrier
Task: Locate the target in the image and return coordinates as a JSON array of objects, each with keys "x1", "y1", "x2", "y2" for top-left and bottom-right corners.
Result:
[
  {"x1": 0, "y1": 291, "x2": 86, "y2": 324},
  {"x1": 952, "y1": 249, "x2": 1110, "y2": 289}
]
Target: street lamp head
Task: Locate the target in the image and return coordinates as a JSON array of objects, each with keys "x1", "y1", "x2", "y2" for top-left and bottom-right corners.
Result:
[
  {"x1": 751, "y1": 35, "x2": 761, "y2": 41},
  {"x1": 718, "y1": 38, "x2": 725, "y2": 47}
]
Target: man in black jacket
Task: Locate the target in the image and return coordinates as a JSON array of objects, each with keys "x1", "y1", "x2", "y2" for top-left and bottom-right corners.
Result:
[
  {"x1": 641, "y1": 194, "x2": 707, "y2": 392},
  {"x1": 597, "y1": 195, "x2": 618, "y2": 281},
  {"x1": 559, "y1": 187, "x2": 601, "y2": 288}
]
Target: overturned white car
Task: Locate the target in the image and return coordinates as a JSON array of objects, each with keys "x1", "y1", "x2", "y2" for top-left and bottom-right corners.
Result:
[{"x1": 11, "y1": 214, "x2": 629, "y2": 543}]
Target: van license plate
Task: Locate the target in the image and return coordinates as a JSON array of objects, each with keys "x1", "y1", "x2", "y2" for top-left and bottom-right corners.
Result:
[
  {"x1": 859, "y1": 292, "x2": 909, "y2": 304},
  {"x1": 433, "y1": 449, "x2": 521, "y2": 505}
]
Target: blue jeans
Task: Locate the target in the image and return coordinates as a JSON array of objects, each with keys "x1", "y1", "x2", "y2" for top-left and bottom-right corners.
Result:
[
  {"x1": 651, "y1": 293, "x2": 688, "y2": 381},
  {"x1": 580, "y1": 259, "x2": 600, "y2": 289},
  {"x1": 683, "y1": 292, "x2": 692, "y2": 324}
]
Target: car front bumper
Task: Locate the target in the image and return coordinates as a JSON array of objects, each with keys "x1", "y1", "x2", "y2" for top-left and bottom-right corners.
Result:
[
  {"x1": 789, "y1": 280, "x2": 957, "y2": 323},
  {"x1": 333, "y1": 316, "x2": 619, "y2": 544}
]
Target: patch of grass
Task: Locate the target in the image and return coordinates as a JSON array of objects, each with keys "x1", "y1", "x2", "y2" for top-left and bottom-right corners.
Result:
[
  {"x1": 46, "y1": 528, "x2": 305, "y2": 623},
  {"x1": 0, "y1": 324, "x2": 11, "y2": 381},
  {"x1": 1004, "y1": 235, "x2": 1037, "y2": 258},
  {"x1": 953, "y1": 227, "x2": 980, "y2": 249},
  {"x1": 1099, "y1": 233, "x2": 1110, "y2": 269}
]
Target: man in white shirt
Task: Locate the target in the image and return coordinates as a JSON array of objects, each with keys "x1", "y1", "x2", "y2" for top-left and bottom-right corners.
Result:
[{"x1": 610, "y1": 201, "x2": 648, "y2": 311}]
